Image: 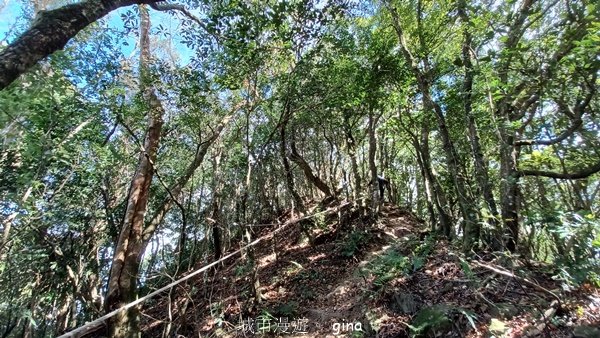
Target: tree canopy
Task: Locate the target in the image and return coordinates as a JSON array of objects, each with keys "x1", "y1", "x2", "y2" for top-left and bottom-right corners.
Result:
[{"x1": 1, "y1": 0, "x2": 599, "y2": 337}]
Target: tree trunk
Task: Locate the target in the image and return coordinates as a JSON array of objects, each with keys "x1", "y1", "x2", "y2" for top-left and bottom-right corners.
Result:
[
  {"x1": 104, "y1": 6, "x2": 163, "y2": 338},
  {"x1": 492, "y1": 0, "x2": 536, "y2": 252},
  {"x1": 280, "y1": 107, "x2": 305, "y2": 214},
  {"x1": 414, "y1": 126, "x2": 452, "y2": 236},
  {"x1": 0, "y1": 0, "x2": 159, "y2": 89},
  {"x1": 211, "y1": 202, "x2": 222, "y2": 261},
  {"x1": 367, "y1": 109, "x2": 380, "y2": 216},
  {"x1": 209, "y1": 147, "x2": 224, "y2": 261},
  {"x1": 142, "y1": 115, "x2": 232, "y2": 244},
  {"x1": 289, "y1": 140, "x2": 332, "y2": 197},
  {"x1": 387, "y1": 5, "x2": 478, "y2": 249},
  {"x1": 21, "y1": 275, "x2": 40, "y2": 338},
  {"x1": 457, "y1": 0, "x2": 497, "y2": 249},
  {"x1": 240, "y1": 108, "x2": 262, "y2": 306},
  {"x1": 343, "y1": 113, "x2": 361, "y2": 200},
  {"x1": 499, "y1": 129, "x2": 520, "y2": 252}
]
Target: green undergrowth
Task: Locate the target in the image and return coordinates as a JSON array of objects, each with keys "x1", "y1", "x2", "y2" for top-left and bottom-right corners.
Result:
[
  {"x1": 358, "y1": 234, "x2": 436, "y2": 289},
  {"x1": 340, "y1": 228, "x2": 372, "y2": 258}
]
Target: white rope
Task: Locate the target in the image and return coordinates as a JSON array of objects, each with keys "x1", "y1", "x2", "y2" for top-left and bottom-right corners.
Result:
[{"x1": 57, "y1": 202, "x2": 350, "y2": 338}]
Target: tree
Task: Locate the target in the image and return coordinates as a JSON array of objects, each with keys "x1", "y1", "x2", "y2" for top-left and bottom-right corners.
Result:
[
  {"x1": 386, "y1": 0, "x2": 480, "y2": 248},
  {"x1": 0, "y1": 0, "x2": 165, "y2": 89},
  {"x1": 1, "y1": 0, "x2": 598, "y2": 336},
  {"x1": 103, "y1": 5, "x2": 164, "y2": 337}
]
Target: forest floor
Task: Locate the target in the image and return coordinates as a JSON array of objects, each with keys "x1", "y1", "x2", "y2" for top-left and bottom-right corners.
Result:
[{"x1": 141, "y1": 201, "x2": 600, "y2": 338}]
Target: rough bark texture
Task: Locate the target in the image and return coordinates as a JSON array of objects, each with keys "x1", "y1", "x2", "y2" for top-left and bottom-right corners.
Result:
[
  {"x1": 105, "y1": 6, "x2": 163, "y2": 338},
  {"x1": 0, "y1": 0, "x2": 158, "y2": 90}
]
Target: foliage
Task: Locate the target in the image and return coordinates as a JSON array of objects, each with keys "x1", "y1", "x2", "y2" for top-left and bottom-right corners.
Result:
[
  {"x1": 550, "y1": 212, "x2": 600, "y2": 287},
  {"x1": 360, "y1": 248, "x2": 410, "y2": 288},
  {"x1": 410, "y1": 304, "x2": 453, "y2": 336},
  {"x1": 340, "y1": 229, "x2": 371, "y2": 258},
  {"x1": 0, "y1": 0, "x2": 599, "y2": 336}
]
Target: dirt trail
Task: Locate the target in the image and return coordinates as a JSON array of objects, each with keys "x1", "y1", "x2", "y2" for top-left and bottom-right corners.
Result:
[{"x1": 141, "y1": 202, "x2": 600, "y2": 338}]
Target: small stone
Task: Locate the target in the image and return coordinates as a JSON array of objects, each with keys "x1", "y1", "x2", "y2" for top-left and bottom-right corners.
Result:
[{"x1": 489, "y1": 318, "x2": 507, "y2": 335}]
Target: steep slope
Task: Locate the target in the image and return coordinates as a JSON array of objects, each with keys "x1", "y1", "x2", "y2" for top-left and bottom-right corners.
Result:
[{"x1": 140, "y1": 202, "x2": 600, "y2": 338}]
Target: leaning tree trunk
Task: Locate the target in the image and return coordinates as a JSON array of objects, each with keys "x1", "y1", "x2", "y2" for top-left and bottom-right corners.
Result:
[
  {"x1": 416, "y1": 126, "x2": 452, "y2": 236},
  {"x1": 398, "y1": 110, "x2": 452, "y2": 236},
  {"x1": 104, "y1": 6, "x2": 163, "y2": 338},
  {"x1": 0, "y1": 0, "x2": 159, "y2": 89},
  {"x1": 141, "y1": 114, "x2": 233, "y2": 251},
  {"x1": 289, "y1": 140, "x2": 332, "y2": 197}
]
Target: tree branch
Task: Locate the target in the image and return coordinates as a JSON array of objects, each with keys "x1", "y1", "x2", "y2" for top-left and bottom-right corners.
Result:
[
  {"x1": 0, "y1": 0, "x2": 159, "y2": 90},
  {"x1": 518, "y1": 159, "x2": 600, "y2": 179},
  {"x1": 148, "y1": 2, "x2": 225, "y2": 42},
  {"x1": 515, "y1": 117, "x2": 582, "y2": 146},
  {"x1": 142, "y1": 114, "x2": 234, "y2": 241}
]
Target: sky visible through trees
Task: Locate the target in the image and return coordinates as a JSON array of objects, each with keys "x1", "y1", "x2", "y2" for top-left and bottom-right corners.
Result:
[{"x1": 0, "y1": 0, "x2": 599, "y2": 337}]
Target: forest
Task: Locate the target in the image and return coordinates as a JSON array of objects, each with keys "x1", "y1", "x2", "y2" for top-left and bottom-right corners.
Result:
[{"x1": 0, "y1": 0, "x2": 599, "y2": 337}]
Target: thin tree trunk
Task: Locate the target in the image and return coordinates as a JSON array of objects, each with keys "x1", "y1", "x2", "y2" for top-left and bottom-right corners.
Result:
[
  {"x1": 105, "y1": 6, "x2": 163, "y2": 338},
  {"x1": 457, "y1": 0, "x2": 498, "y2": 249},
  {"x1": 142, "y1": 115, "x2": 233, "y2": 244},
  {"x1": 413, "y1": 139, "x2": 436, "y2": 228},
  {"x1": 241, "y1": 156, "x2": 262, "y2": 307},
  {"x1": 240, "y1": 107, "x2": 262, "y2": 304},
  {"x1": 209, "y1": 148, "x2": 224, "y2": 261},
  {"x1": 493, "y1": 0, "x2": 536, "y2": 252},
  {"x1": 280, "y1": 106, "x2": 305, "y2": 214},
  {"x1": 367, "y1": 109, "x2": 380, "y2": 216},
  {"x1": 21, "y1": 274, "x2": 40, "y2": 338},
  {"x1": 419, "y1": 126, "x2": 452, "y2": 235},
  {"x1": 343, "y1": 113, "x2": 361, "y2": 200},
  {"x1": 415, "y1": 137, "x2": 451, "y2": 235},
  {"x1": 388, "y1": 5, "x2": 478, "y2": 249},
  {"x1": 499, "y1": 127, "x2": 520, "y2": 252}
]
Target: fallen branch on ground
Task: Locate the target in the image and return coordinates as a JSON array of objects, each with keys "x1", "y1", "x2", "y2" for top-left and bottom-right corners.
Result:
[{"x1": 472, "y1": 261, "x2": 562, "y2": 306}]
